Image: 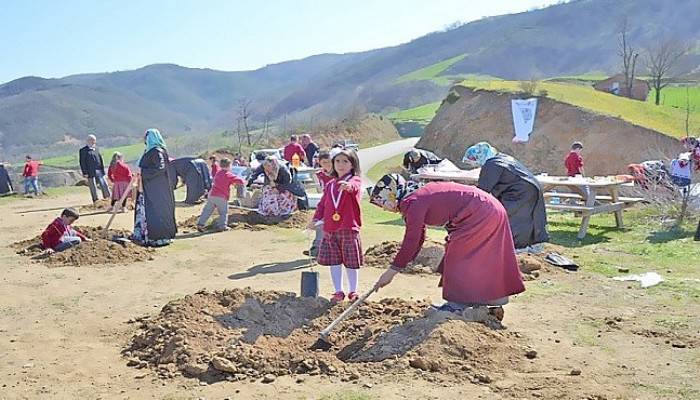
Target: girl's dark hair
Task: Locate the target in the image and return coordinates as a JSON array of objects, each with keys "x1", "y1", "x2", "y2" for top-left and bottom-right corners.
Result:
[
  {"x1": 331, "y1": 149, "x2": 361, "y2": 178},
  {"x1": 61, "y1": 207, "x2": 80, "y2": 220},
  {"x1": 317, "y1": 150, "x2": 331, "y2": 160}
]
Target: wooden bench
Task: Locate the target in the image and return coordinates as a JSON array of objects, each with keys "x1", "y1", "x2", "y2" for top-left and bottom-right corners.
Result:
[{"x1": 543, "y1": 192, "x2": 644, "y2": 205}]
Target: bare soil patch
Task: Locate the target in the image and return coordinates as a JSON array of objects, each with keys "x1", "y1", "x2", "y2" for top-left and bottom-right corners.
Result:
[
  {"x1": 13, "y1": 226, "x2": 155, "y2": 267},
  {"x1": 180, "y1": 209, "x2": 312, "y2": 232},
  {"x1": 124, "y1": 289, "x2": 527, "y2": 385},
  {"x1": 364, "y1": 240, "x2": 444, "y2": 274}
]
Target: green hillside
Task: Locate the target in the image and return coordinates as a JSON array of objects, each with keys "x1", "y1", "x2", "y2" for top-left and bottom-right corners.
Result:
[
  {"x1": 460, "y1": 80, "x2": 700, "y2": 139},
  {"x1": 386, "y1": 102, "x2": 440, "y2": 123},
  {"x1": 648, "y1": 86, "x2": 700, "y2": 110},
  {"x1": 395, "y1": 54, "x2": 466, "y2": 85}
]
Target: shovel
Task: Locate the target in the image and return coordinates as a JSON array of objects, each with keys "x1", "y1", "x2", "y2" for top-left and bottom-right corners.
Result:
[
  {"x1": 312, "y1": 284, "x2": 378, "y2": 351},
  {"x1": 300, "y1": 227, "x2": 320, "y2": 298},
  {"x1": 103, "y1": 176, "x2": 137, "y2": 238}
]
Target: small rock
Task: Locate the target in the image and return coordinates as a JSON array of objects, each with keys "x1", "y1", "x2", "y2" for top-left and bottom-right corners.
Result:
[
  {"x1": 296, "y1": 377, "x2": 305, "y2": 384},
  {"x1": 22, "y1": 363, "x2": 34, "y2": 369},
  {"x1": 617, "y1": 267, "x2": 630, "y2": 273},
  {"x1": 126, "y1": 358, "x2": 140, "y2": 367},
  {"x1": 262, "y1": 374, "x2": 276, "y2": 384},
  {"x1": 475, "y1": 373, "x2": 492, "y2": 384},
  {"x1": 570, "y1": 368, "x2": 582, "y2": 376},
  {"x1": 211, "y1": 356, "x2": 238, "y2": 374},
  {"x1": 525, "y1": 350, "x2": 538, "y2": 359},
  {"x1": 409, "y1": 357, "x2": 430, "y2": 371},
  {"x1": 184, "y1": 363, "x2": 208, "y2": 376},
  {"x1": 363, "y1": 383, "x2": 373, "y2": 389},
  {"x1": 199, "y1": 381, "x2": 208, "y2": 386},
  {"x1": 671, "y1": 342, "x2": 687, "y2": 349},
  {"x1": 348, "y1": 373, "x2": 360, "y2": 381}
]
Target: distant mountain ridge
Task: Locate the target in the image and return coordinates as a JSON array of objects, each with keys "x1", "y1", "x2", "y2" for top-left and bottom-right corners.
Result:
[{"x1": 1, "y1": 0, "x2": 699, "y2": 159}]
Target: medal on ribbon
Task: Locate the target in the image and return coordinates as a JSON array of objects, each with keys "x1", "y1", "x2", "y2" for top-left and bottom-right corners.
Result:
[{"x1": 330, "y1": 181, "x2": 343, "y2": 222}]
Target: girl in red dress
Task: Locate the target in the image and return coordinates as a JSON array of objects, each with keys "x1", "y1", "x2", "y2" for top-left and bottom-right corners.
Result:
[{"x1": 308, "y1": 149, "x2": 363, "y2": 302}]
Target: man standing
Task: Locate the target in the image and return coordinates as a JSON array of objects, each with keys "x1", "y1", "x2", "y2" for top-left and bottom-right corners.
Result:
[
  {"x1": 301, "y1": 134, "x2": 319, "y2": 167},
  {"x1": 79, "y1": 134, "x2": 110, "y2": 203},
  {"x1": 283, "y1": 135, "x2": 306, "y2": 165}
]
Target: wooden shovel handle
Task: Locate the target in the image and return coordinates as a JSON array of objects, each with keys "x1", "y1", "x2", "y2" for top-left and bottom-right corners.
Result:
[
  {"x1": 103, "y1": 176, "x2": 137, "y2": 236},
  {"x1": 320, "y1": 284, "x2": 377, "y2": 338}
]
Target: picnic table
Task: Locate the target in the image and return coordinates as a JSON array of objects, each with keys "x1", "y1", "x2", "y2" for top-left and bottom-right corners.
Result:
[{"x1": 414, "y1": 168, "x2": 642, "y2": 240}]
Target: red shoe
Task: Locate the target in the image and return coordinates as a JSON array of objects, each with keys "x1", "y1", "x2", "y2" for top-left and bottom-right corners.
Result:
[
  {"x1": 330, "y1": 291, "x2": 345, "y2": 303},
  {"x1": 347, "y1": 292, "x2": 359, "y2": 302}
]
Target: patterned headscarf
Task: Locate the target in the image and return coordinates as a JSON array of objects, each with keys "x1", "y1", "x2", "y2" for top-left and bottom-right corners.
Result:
[
  {"x1": 463, "y1": 142, "x2": 498, "y2": 166},
  {"x1": 369, "y1": 173, "x2": 423, "y2": 208}
]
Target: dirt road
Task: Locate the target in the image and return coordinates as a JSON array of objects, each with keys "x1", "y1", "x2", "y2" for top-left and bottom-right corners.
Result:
[{"x1": 359, "y1": 137, "x2": 418, "y2": 187}]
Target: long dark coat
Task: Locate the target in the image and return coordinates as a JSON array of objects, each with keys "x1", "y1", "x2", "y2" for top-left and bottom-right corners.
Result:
[{"x1": 140, "y1": 147, "x2": 177, "y2": 241}]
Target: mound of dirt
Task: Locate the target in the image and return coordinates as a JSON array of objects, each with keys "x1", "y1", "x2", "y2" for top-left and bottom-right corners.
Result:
[
  {"x1": 14, "y1": 226, "x2": 155, "y2": 267},
  {"x1": 124, "y1": 289, "x2": 527, "y2": 385},
  {"x1": 364, "y1": 241, "x2": 444, "y2": 274},
  {"x1": 180, "y1": 209, "x2": 312, "y2": 232},
  {"x1": 419, "y1": 86, "x2": 680, "y2": 175},
  {"x1": 79, "y1": 198, "x2": 135, "y2": 213}
]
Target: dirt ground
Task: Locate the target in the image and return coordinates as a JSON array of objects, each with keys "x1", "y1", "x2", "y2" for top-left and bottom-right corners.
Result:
[
  {"x1": 1, "y1": 188, "x2": 699, "y2": 400},
  {"x1": 179, "y1": 208, "x2": 312, "y2": 232}
]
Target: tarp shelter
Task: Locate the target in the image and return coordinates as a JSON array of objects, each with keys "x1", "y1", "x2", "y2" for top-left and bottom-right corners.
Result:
[
  {"x1": 0, "y1": 164, "x2": 14, "y2": 195},
  {"x1": 168, "y1": 157, "x2": 212, "y2": 204}
]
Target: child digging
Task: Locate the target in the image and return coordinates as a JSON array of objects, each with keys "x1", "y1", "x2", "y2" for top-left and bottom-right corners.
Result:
[
  {"x1": 304, "y1": 150, "x2": 335, "y2": 257},
  {"x1": 197, "y1": 158, "x2": 244, "y2": 232},
  {"x1": 308, "y1": 148, "x2": 364, "y2": 302},
  {"x1": 41, "y1": 208, "x2": 91, "y2": 254},
  {"x1": 107, "y1": 152, "x2": 133, "y2": 212}
]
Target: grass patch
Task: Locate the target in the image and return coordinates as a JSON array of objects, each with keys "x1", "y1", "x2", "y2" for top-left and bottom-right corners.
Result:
[
  {"x1": 387, "y1": 102, "x2": 440, "y2": 124},
  {"x1": 460, "y1": 80, "x2": 700, "y2": 138},
  {"x1": 366, "y1": 154, "x2": 404, "y2": 183},
  {"x1": 44, "y1": 143, "x2": 144, "y2": 168},
  {"x1": 648, "y1": 86, "x2": 700, "y2": 110},
  {"x1": 396, "y1": 54, "x2": 466, "y2": 84}
]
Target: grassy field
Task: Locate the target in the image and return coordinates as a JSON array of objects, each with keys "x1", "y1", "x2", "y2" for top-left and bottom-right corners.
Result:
[
  {"x1": 386, "y1": 102, "x2": 440, "y2": 123},
  {"x1": 649, "y1": 86, "x2": 700, "y2": 110},
  {"x1": 395, "y1": 54, "x2": 500, "y2": 86},
  {"x1": 460, "y1": 80, "x2": 700, "y2": 138}
]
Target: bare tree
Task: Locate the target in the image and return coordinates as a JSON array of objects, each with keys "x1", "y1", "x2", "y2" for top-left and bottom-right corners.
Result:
[
  {"x1": 237, "y1": 98, "x2": 253, "y2": 146},
  {"x1": 644, "y1": 39, "x2": 688, "y2": 105},
  {"x1": 617, "y1": 19, "x2": 638, "y2": 99}
]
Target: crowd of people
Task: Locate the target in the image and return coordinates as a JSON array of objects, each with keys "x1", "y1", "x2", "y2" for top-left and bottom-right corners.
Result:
[{"x1": 19, "y1": 128, "x2": 699, "y2": 320}]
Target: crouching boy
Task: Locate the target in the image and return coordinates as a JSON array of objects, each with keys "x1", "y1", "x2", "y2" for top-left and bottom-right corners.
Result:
[{"x1": 41, "y1": 208, "x2": 90, "y2": 253}]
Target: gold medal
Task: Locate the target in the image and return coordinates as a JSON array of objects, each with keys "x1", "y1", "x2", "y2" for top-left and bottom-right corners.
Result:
[{"x1": 332, "y1": 212, "x2": 341, "y2": 222}]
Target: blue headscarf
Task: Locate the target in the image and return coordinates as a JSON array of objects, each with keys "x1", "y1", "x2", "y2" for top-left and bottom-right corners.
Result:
[
  {"x1": 144, "y1": 128, "x2": 166, "y2": 152},
  {"x1": 138, "y1": 128, "x2": 167, "y2": 166},
  {"x1": 463, "y1": 142, "x2": 498, "y2": 166}
]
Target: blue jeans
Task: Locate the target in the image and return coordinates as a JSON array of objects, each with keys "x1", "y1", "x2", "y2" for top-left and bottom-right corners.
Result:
[
  {"x1": 88, "y1": 171, "x2": 111, "y2": 202},
  {"x1": 55, "y1": 237, "x2": 82, "y2": 252},
  {"x1": 24, "y1": 177, "x2": 40, "y2": 195}
]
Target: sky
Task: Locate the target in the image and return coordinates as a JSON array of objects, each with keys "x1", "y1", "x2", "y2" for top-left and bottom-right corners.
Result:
[{"x1": 1, "y1": 0, "x2": 560, "y2": 84}]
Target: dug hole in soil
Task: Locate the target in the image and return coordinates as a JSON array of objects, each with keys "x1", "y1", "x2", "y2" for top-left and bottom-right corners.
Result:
[
  {"x1": 364, "y1": 240, "x2": 553, "y2": 279},
  {"x1": 13, "y1": 226, "x2": 155, "y2": 267},
  {"x1": 180, "y1": 209, "x2": 312, "y2": 232},
  {"x1": 124, "y1": 289, "x2": 528, "y2": 385}
]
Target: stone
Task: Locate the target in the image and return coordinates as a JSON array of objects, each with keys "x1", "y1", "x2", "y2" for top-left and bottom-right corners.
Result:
[
  {"x1": 409, "y1": 357, "x2": 430, "y2": 371},
  {"x1": 211, "y1": 357, "x2": 238, "y2": 374},
  {"x1": 671, "y1": 342, "x2": 687, "y2": 349},
  {"x1": 184, "y1": 363, "x2": 208, "y2": 376},
  {"x1": 262, "y1": 374, "x2": 276, "y2": 384},
  {"x1": 475, "y1": 373, "x2": 492, "y2": 384},
  {"x1": 570, "y1": 368, "x2": 582, "y2": 376},
  {"x1": 617, "y1": 267, "x2": 630, "y2": 273},
  {"x1": 525, "y1": 350, "x2": 538, "y2": 359}
]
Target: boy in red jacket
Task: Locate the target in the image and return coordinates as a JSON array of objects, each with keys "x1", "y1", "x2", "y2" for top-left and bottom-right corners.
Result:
[
  {"x1": 22, "y1": 155, "x2": 42, "y2": 196},
  {"x1": 564, "y1": 142, "x2": 585, "y2": 177},
  {"x1": 41, "y1": 208, "x2": 90, "y2": 253},
  {"x1": 197, "y1": 158, "x2": 244, "y2": 232}
]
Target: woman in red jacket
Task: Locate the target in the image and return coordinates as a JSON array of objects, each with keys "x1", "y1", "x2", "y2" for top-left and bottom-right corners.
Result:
[{"x1": 107, "y1": 152, "x2": 133, "y2": 212}]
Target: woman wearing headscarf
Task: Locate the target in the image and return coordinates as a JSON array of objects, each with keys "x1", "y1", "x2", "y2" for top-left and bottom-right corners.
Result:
[
  {"x1": 463, "y1": 142, "x2": 549, "y2": 251},
  {"x1": 370, "y1": 174, "x2": 524, "y2": 319},
  {"x1": 253, "y1": 156, "x2": 305, "y2": 216},
  {"x1": 132, "y1": 129, "x2": 177, "y2": 246}
]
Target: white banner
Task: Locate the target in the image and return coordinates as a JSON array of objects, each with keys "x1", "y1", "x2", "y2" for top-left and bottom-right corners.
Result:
[{"x1": 511, "y1": 98, "x2": 538, "y2": 143}]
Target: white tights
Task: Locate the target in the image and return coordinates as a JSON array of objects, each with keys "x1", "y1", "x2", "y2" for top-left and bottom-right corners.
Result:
[{"x1": 330, "y1": 265, "x2": 358, "y2": 293}]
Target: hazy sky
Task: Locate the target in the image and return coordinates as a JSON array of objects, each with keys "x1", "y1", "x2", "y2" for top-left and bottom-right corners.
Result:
[{"x1": 1, "y1": 0, "x2": 560, "y2": 83}]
